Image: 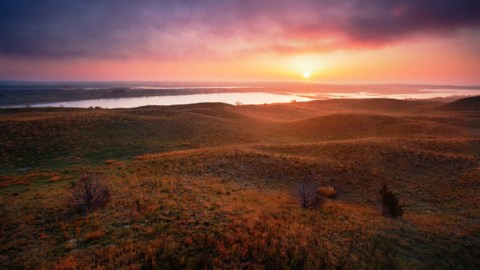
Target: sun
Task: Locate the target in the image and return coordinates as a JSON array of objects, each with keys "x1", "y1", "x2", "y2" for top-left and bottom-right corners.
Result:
[{"x1": 302, "y1": 71, "x2": 311, "y2": 79}]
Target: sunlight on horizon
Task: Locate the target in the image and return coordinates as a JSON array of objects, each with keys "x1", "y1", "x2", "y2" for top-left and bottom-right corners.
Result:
[{"x1": 302, "y1": 71, "x2": 312, "y2": 79}]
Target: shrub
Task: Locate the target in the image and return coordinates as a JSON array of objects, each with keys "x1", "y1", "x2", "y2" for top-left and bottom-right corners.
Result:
[
  {"x1": 293, "y1": 182, "x2": 323, "y2": 209},
  {"x1": 133, "y1": 198, "x2": 146, "y2": 214},
  {"x1": 316, "y1": 186, "x2": 337, "y2": 199},
  {"x1": 379, "y1": 183, "x2": 403, "y2": 217},
  {"x1": 69, "y1": 174, "x2": 110, "y2": 212}
]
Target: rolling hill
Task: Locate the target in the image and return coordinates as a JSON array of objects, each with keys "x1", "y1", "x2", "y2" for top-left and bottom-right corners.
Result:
[
  {"x1": 436, "y1": 96, "x2": 480, "y2": 111},
  {"x1": 1, "y1": 98, "x2": 480, "y2": 269}
]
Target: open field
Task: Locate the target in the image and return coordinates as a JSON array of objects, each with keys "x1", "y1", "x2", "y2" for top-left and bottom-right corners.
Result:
[{"x1": 1, "y1": 97, "x2": 480, "y2": 269}]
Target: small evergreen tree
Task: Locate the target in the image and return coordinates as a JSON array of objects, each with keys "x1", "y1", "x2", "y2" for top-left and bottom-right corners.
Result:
[{"x1": 379, "y1": 183, "x2": 403, "y2": 217}]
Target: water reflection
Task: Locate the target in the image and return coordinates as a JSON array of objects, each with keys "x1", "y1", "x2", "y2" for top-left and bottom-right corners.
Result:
[
  {"x1": 28, "y1": 92, "x2": 312, "y2": 109},
  {"x1": 8, "y1": 88, "x2": 480, "y2": 109},
  {"x1": 299, "y1": 89, "x2": 480, "y2": 100}
]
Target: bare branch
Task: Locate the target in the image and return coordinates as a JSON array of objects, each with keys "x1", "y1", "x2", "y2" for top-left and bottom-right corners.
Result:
[
  {"x1": 293, "y1": 182, "x2": 323, "y2": 209},
  {"x1": 69, "y1": 174, "x2": 110, "y2": 213}
]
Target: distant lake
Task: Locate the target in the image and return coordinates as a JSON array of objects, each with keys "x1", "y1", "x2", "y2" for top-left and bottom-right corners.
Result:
[
  {"x1": 299, "y1": 88, "x2": 480, "y2": 100},
  {"x1": 4, "y1": 88, "x2": 480, "y2": 109},
  {"x1": 20, "y1": 92, "x2": 313, "y2": 108}
]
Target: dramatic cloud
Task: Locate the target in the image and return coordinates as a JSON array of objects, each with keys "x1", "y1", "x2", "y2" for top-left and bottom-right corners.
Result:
[{"x1": 1, "y1": 0, "x2": 479, "y2": 59}]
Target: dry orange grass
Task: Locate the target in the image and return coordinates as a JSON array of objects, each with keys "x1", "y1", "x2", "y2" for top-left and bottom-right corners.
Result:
[
  {"x1": 0, "y1": 172, "x2": 59, "y2": 187},
  {"x1": 84, "y1": 230, "x2": 106, "y2": 241},
  {"x1": 49, "y1": 174, "x2": 62, "y2": 182},
  {"x1": 1, "y1": 100, "x2": 480, "y2": 269},
  {"x1": 0, "y1": 177, "x2": 29, "y2": 187},
  {"x1": 104, "y1": 159, "x2": 118, "y2": 165},
  {"x1": 317, "y1": 186, "x2": 337, "y2": 198},
  {"x1": 1, "y1": 153, "x2": 478, "y2": 269}
]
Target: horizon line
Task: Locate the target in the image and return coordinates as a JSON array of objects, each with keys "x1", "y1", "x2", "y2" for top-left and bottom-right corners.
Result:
[{"x1": 1, "y1": 80, "x2": 479, "y2": 88}]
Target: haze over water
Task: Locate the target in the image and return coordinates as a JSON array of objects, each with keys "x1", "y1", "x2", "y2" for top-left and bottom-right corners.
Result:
[
  {"x1": 21, "y1": 93, "x2": 313, "y2": 109},
  {"x1": 4, "y1": 87, "x2": 479, "y2": 109}
]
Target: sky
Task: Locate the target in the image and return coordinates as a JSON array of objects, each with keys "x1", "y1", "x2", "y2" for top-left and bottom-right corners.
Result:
[{"x1": 0, "y1": 0, "x2": 479, "y2": 84}]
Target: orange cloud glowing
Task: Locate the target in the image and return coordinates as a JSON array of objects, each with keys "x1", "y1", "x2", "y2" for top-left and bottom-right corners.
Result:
[{"x1": 0, "y1": 0, "x2": 479, "y2": 84}]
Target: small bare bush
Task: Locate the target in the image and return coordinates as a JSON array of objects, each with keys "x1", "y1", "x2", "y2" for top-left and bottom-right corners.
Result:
[
  {"x1": 69, "y1": 174, "x2": 110, "y2": 212},
  {"x1": 293, "y1": 182, "x2": 323, "y2": 209},
  {"x1": 379, "y1": 183, "x2": 403, "y2": 218},
  {"x1": 133, "y1": 198, "x2": 146, "y2": 214}
]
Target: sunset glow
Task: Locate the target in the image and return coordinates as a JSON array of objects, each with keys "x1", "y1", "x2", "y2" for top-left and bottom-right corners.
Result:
[
  {"x1": 303, "y1": 71, "x2": 312, "y2": 79},
  {"x1": 0, "y1": 1, "x2": 479, "y2": 84},
  {"x1": 2, "y1": 2, "x2": 480, "y2": 268}
]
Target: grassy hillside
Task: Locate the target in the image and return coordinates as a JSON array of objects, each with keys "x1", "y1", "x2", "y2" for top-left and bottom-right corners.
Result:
[
  {"x1": 0, "y1": 99, "x2": 465, "y2": 171},
  {"x1": 436, "y1": 96, "x2": 480, "y2": 111},
  {"x1": 1, "y1": 99, "x2": 480, "y2": 269}
]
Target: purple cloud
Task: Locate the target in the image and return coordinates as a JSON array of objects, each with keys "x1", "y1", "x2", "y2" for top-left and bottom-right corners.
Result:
[{"x1": 0, "y1": 0, "x2": 479, "y2": 59}]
